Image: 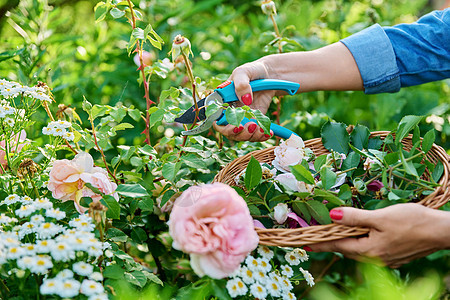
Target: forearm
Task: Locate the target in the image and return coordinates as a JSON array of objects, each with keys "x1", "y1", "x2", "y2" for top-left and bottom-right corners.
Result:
[{"x1": 260, "y1": 42, "x2": 364, "y2": 93}]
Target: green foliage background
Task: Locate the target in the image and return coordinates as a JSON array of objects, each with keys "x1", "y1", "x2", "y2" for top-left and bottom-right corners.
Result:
[{"x1": 0, "y1": 0, "x2": 449, "y2": 298}]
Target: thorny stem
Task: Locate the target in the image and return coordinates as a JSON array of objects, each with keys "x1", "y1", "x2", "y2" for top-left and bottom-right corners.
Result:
[
  {"x1": 89, "y1": 113, "x2": 119, "y2": 184},
  {"x1": 126, "y1": 0, "x2": 155, "y2": 146}
]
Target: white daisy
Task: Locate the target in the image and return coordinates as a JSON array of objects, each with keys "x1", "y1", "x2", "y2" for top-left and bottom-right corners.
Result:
[
  {"x1": 257, "y1": 245, "x2": 274, "y2": 260},
  {"x1": 240, "y1": 266, "x2": 255, "y2": 284},
  {"x1": 18, "y1": 222, "x2": 36, "y2": 239},
  {"x1": 267, "y1": 279, "x2": 282, "y2": 297},
  {"x1": 280, "y1": 276, "x2": 293, "y2": 291},
  {"x1": 15, "y1": 204, "x2": 37, "y2": 218},
  {"x1": 281, "y1": 265, "x2": 294, "y2": 278},
  {"x1": 63, "y1": 131, "x2": 75, "y2": 141},
  {"x1": 35, "y1": 239, "x2": 54, "y2": 253},
  {"x1": 45, "y1": 208, "x2": 66, "y2": 220},
  {"x1": 57, "y1": 279, "x2": 81, "y2": 298},
  {"x1": 22, "y1": 243, "x2": 37, "y2": 255},
  {"x1": 88, "y1": 293, "x2": 109, "y2": 300},
  {"x1": 226, "y1": 278, "x2": 247, "y2": 298},
  {"x1": 257, "y1": 257, "x2": 271, "y2": 273},
  {"x1": 38, "y1": 222, "x2": 64, "y2": 239},
  {"x1": 249, "y1": 283, "x2": 267, "y2": 299},
  {"x1": 294, "y1": 248, "x2": 309, "y2": 263},
  {"x1": 89, "y1": 272, "x2": 103, "y2": 281},
  {"x1": 300, "y1": 267, "x2": 315, "y2": 287},
  {"x1": 284, "y1": 250, "x2": 300, "y2": 266},
  {"x1": 80, "y1": 279, "x2": 105, "y2": 296},
  {"x1": 16, "y1": 255, "x2": 35, "y2": 270},
  {"x1": 56, "y1": 269, "x2": 74, "y2": 280},
  {"x1": 34, "y1": 198, "x2": 53, "y2": 210},
  {"x1": 40, "y1": 278, "x2": 62, "y2": 295},
  {"x1": 245, "y1": 255, "x2": 260, "y2": 272},
  {"x1": 30, "y1": 215, "x2": 45, "y2": 225},
  {"x1": 29, "y1": 255, "x2": 53, "y2": 274},
  {"x1": 4, "y1": 117, "x2": 14, "y2": 126},
  {"x1": 254, "y1": 270, "x2": 269, "y2": 284},
  {"x1": 20, "y1": 196, "x2": 33, "y2": 204},
  {"x1": 1, "y1": 194, "x2": 21, "y2": 205},
  {"x1": 50, "y1": 242, "x2": 74, "y2": 261},
  {"x1": 73, "y1": 261, "x2": 94, "y2": 276},
  {"x1": 0, "y1": 214, "x2": 17, "y2": 225},
  {"x1": 283, "y1": 292, "x2": 296, "y2": 300}
]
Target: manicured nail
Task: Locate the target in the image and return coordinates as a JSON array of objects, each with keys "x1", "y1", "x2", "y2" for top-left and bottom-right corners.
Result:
[
  {"x1": 330, "y1": 209, "x2": 343, "y2": 220},
  {"x1": 248, "y1": 123, "x2": 257, "y2": 133},
  {"x1": 260, "y1": 128, "x2": 264, "y2": 133},
  {"x1": 304, "y1": 246, "x2": 313, "y2": 252},
  {"x1": 241, "y1": 93, "x2": 252, "y2": 106},
  {"x1": 233, "y1": 126, "x2": 244, "y2": 134},
  {"x1": 264, "y1": 134, "x2": 270, "y2": 138}
]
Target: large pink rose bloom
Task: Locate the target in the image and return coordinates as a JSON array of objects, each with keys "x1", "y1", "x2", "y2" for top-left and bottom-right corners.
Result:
[
  {"x1": 48, "y1": 152, "x2": 118, "y2": 213},
  {"x1": 0, "y1": 130, "x2": 27, "y2": 173},
  {"x1": 169, "y1": 183, "x2": 259, "y2": 279}
]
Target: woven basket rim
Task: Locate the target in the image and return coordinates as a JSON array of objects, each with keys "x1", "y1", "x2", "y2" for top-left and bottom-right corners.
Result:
[{"x1": 213, "y1": 131, "x2": 450, "y2": 247}]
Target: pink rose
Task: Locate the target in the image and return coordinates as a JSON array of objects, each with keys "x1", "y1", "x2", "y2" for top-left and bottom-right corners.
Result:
[
  {"x1": 133, "y1": 51, "x2": 155, "y2": 67},
  {"x1": 168, "y1": 183, "x2": 259, "y2": 279},
  {"x1": 272, "y1": 134, "x2": 306, "y2": 172},
  {"x1": 0, "y1": 130, "x2": 27, "y2": 173},
  {"x1": 48, "y1": 152, "x2": 118, "y2": 213}
]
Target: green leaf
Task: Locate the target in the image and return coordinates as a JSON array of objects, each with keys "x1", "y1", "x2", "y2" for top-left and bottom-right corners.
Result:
[
  {"x1": 113, "y1": 123, "x2": 134, "y2": 131},
  {"x1": 321, "y1": 121, "x2": 350, "y2": 154},
  {"x1": 142, "y1": 271, "x2": 163, "y2": 286},
  {"x1": 412, "y1": 125, "x2": 420, "y2": 146},
  {"x1": 225, "y1": 107, "x2": 245, "y2": 127},
  {"x1": 107, "y1": 228, "x2": 128, "y2": 242},
  {"x1": 368, "y1": 136, "x2": 384, "y2": 150},
  {"x1": 399, "y1": 151, "x2": 418, "y2": 178},
  {"x1": 342, "y1": 152, "x2": 361, "y2": 176},
  {"x1": 138, "y1": 198, "x2": 153, "y2": 212},
  {"x1": 111, "y1": 108, "x2": 127, "y2": 122},
  {"x1": 292, "y1": 201, "x2": 311, "y2": 223},
  {"x1": 94, "y1": 2, "x2": 110, "y2": 23},
  {"x1": 313, "y1": 189, "x2": 345, "y2": 206},
  {"x1": 205, "y1": 102, "x2": 221, "y2": 118},
  {"x1": 110, "y1": 7, "x2": 125, "y2": 18},
  {"x1": 116, "y1": 184, "x2": 149, "y2": 198},
  {"x1": 314, "y1": 154, "x2": 327, "y2": 172},
  {"x1": 130, "y1": 227, "x2": 148, "y2": 243},
  {"x1": 160, "y1": 189, "x2": 176, "y2": 207},
  {"x1": 182, "y1": 154, "x2": 207, "y2": 169},
  {"x1": 91, "y1": 105, "x2": 109, "y2": 119},
  {"x1": 150, "y1": 108, "x2": 165, "y2": 127},
  {"x1": 421, "y1": 129, "x2": 435, "y2": 153},
  {"x1": 162, "y1": 162, "x2": 181, "y2": 182},
  {"x1": 432, "y1": 161, "x2": 444, "y2": 183},
  {"x1": 101, "y1": 195, "x2": 121, "y2": 219},
  {"x1": 395, "y1": 115, "x2": 424, "y2": 144},
  {"x1": 338, "y1": 184, "x2": 352, "y2": 201},
  {"x1": 252, "y1": 109, "x2": 271, "y2": 134},
  {"x1": 0, "y1": 48, "x2": 24, "y2": 62},
  {"x1": 350, "y1": 124, "x2": 370, "y2": 150},
  {"x1": 82, "y1": 96, "x2": 93, "y2": 111},
  {"x1": 290, "y1": 164, "x2": 315, "y2": 185},
  {"x1": 384, "y1": 152, "x2": 399, "y2": 165},
  {"x1": 245, "y1": 156, "x2": 262, "y2": 190},
  {"x1": 320, "y1": 166, "x2": 337, "y2": 190},
  {"x1": 128, "y1": 108, "x2": 142, "y2": 121},
  {"x1": 103, "y1": 264, "x2": 125, "y2": 280},
  {"x1": 132, "y1": 28, "x2": 145, "y2": 40},
  {"x1": 124, "y1": 271, "x2": 147, "y2": 288},
  {"x1": 306, "y1": 200, "x2": 331, "y2": 224}
]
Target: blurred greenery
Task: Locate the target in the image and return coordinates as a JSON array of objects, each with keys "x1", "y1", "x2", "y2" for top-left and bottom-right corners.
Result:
[{"x1": 1, "y1": 0, "x2": 449, "y2": 298}]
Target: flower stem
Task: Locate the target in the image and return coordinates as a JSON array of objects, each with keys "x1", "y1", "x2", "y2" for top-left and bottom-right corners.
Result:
[
  {"x1": 88, "y1": 113, "x2": 119, "y2": 184},
  {"x1": 126, "y1": 0, "x2": 155, "y2": 146}
]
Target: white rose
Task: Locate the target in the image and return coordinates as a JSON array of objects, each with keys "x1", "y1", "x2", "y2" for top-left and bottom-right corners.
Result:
[
  {"x1": 275, "y1": 173, "x2": 314, "y2": 193},
  {"x1": 272, "y1": 135, "x2": 306, "y2": 172},
  {"x1": 273, "y1": 203, "x2": 290, "y2": 224}
]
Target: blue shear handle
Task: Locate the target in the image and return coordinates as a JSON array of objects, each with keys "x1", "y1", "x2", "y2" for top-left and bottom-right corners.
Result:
[
  {"x1": 216, "y1": 79, "x2": 300, "y2": 103},
  {"x1": 217, "y1": 116, "x2": 298, "y2": 139}
]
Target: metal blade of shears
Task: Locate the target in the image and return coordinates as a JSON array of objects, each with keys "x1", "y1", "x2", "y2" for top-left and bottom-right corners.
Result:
[{"x1": 174, "y1": 98, "x2": 206, "y2": 124}]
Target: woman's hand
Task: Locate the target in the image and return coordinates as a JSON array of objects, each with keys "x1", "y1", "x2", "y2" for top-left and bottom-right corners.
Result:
[
  {"x1": 309, "y1": 203, "x2": 450, "y2": 268},
  {"x1": 213, "y1": 59, "x2": 276, "y2": 142}
]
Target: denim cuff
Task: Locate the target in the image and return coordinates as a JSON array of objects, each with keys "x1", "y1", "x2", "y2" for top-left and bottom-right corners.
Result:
[{"x1": 341, "y1": 24, "x2": 401, "y2": 94}]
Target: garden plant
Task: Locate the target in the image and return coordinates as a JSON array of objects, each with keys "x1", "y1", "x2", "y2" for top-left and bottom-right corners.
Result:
[{"x1": 0, "y1": 0, "x2": 449, "y2": 299}]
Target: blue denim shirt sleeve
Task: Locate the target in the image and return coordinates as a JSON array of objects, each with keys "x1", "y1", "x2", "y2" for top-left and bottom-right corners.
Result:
[{"x1": 340, "y1": 8, "x2": 450, "y2": 94}]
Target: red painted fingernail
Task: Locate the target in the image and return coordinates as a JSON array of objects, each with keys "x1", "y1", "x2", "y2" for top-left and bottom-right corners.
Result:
[
  {"x1": 241, "y1": 93, "x2": 252, "y2": 106},
  {"x1": 233, "y1": 126, "x2": 244, "y2": 134},
  {"x1": 330, "y1": 209, "x2": 343, "y2": 220},
  {"x1": 304, "y1": 246, "x2": 313, "y2": 252},
  {"x1": 264, "y1": 134, "x2": 270, "y2": 138},
  {"x1": 260, "y1": 128, "x2": 264, "y2": 133},
  {"x1": 248, "y1": 123, "x2": 257, "y2": 133}
]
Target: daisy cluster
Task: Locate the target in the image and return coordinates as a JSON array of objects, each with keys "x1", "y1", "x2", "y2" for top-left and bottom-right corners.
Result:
[
  {"x1": 42, "y1": 120, "x2": 74, "y2": 141},
  {"x1": 0, "y1": 194, "x2": 109, "y2": 299},
  {"x1": 0, "y1": 79, "x2": 52, "y2": 102},
  {"x1": 226, "y1": 246, "x2": 314, "y2": 299}
]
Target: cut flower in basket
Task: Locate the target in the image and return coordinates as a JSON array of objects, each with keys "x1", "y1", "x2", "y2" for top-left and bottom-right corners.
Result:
[{"x1": 231, "y1": 116, "x2": 445, "y2": 230}]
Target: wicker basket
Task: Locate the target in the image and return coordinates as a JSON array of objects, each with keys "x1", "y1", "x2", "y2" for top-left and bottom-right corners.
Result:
[{"x1": 214, "y1": 131, "x2": 450, "y2": 247}]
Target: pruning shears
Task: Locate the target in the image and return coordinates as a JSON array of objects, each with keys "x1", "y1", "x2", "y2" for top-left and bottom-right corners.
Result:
[{"x1": 174, "y1": 79, "x2": 300, "y2": 139}]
